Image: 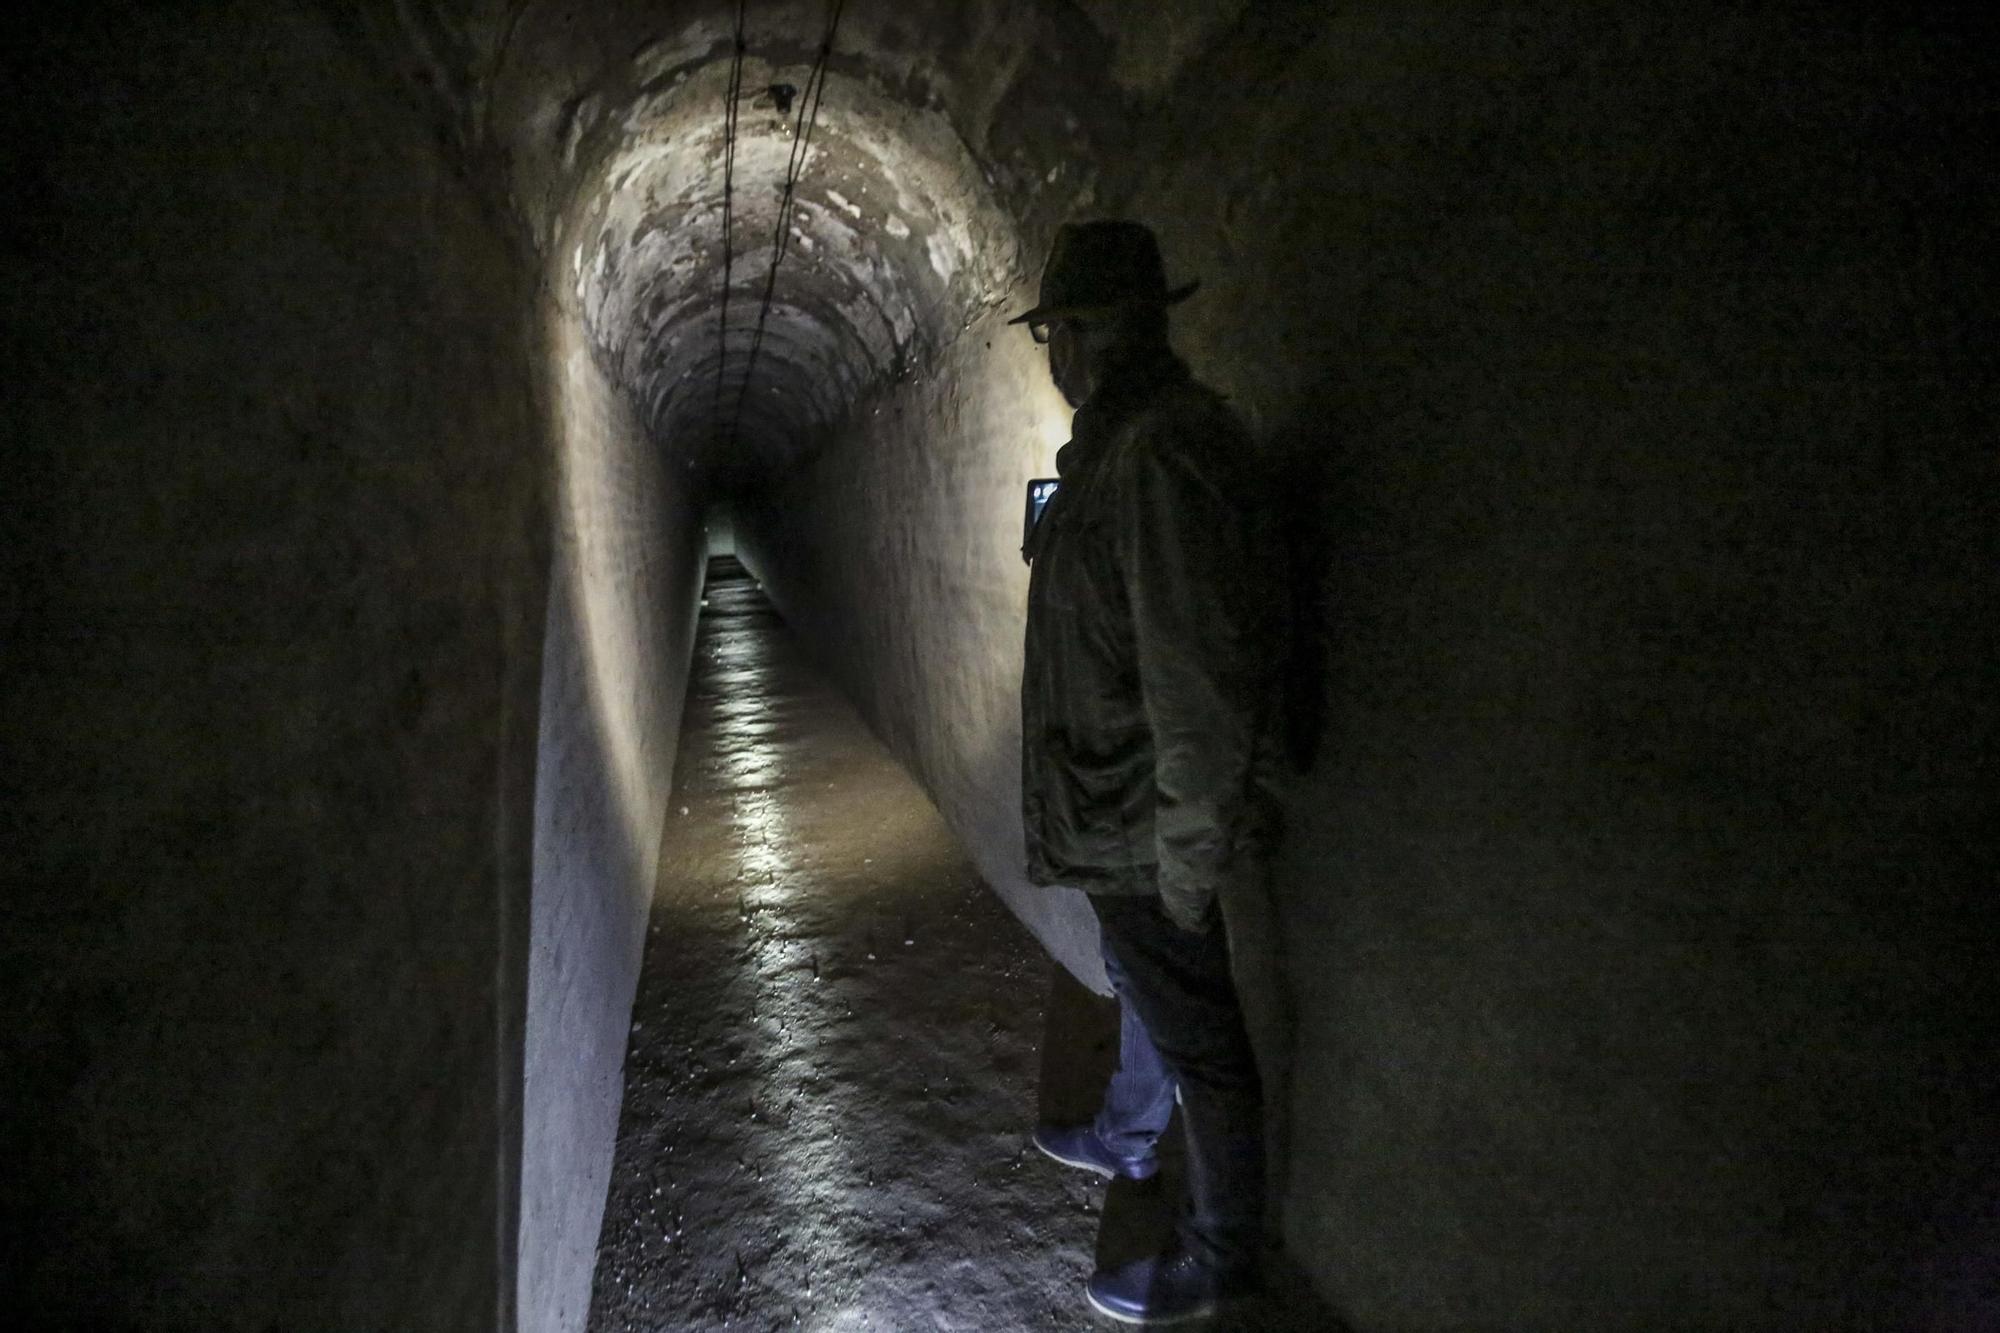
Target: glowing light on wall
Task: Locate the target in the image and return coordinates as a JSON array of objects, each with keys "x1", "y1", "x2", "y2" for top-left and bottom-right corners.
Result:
[{"x1": 550, "y1": 308, "x2": 680, "y2": 892}]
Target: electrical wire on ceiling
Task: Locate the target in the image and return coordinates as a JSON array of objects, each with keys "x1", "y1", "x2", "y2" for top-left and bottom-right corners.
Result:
[
  {"x1": 725, "y1": 0, "x2": 847, "y2": 450},
  {"x1": 712, "y1": 0, "x2": 748, "y2": 432}
]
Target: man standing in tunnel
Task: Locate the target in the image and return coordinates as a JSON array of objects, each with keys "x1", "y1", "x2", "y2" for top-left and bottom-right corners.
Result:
[{"x1": 1014, "y1": 220, "x2": 1280, "y2": 1324}]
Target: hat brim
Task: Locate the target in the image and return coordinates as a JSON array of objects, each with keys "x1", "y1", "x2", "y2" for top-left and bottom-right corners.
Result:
[{"x1": 1006, "y1": 280, "x2": 1200, "y2": 326}]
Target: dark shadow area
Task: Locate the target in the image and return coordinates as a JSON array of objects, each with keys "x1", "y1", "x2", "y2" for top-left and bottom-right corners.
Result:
[{"x1": 1033, "y1": 961, "x2": 1119, "y2": 1128}]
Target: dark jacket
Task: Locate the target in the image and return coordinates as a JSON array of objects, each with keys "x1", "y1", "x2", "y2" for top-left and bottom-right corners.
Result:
[{"x1": 1021, "y1": 345, "x2": 1280, "y2": 931}]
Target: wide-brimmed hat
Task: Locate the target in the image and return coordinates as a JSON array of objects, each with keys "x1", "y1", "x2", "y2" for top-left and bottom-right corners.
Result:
[{"x1": 1007, "y1": 220, "x2": 1199, "y2": 326}]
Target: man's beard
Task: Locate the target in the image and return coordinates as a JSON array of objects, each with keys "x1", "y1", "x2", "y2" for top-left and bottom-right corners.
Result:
[{"x1": 1052, "y1": 350, "x2": 1091, "y2": 408}]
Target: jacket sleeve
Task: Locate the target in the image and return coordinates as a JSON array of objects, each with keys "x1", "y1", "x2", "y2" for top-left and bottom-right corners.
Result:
[{"x1": 1117, "y1": 411, "x2": 1266, "y2": 932}]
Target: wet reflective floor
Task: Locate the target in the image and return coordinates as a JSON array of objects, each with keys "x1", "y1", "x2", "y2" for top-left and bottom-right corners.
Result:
[{"x1": 588, "y1": 560, "x2": 1343, "y2": 1332}]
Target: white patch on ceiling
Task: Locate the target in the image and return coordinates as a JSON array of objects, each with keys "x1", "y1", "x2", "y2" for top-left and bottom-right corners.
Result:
[{"x1": 927, "y1": 228, "x2": 965, "y2": 286}]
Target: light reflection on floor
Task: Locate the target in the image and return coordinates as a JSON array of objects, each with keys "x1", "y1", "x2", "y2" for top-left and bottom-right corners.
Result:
[{"x1": 587, "y1": 560, "x2": 1094, "y2": 1332}]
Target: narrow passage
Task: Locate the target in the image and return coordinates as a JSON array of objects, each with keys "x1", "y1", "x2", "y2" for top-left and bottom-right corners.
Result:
[{"x1": 587, "y1": 559, "x2": 1096, "y2": 1331}]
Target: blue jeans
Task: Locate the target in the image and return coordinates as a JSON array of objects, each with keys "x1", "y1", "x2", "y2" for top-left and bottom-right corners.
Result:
[{"x1": 1093, "y1": 927, "x2": 1177, "y2": 1159}]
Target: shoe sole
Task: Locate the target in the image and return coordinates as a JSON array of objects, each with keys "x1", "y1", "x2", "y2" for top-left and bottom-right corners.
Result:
[
  {"x1": 1032, "y1": 1136, "x2": 1157, "y2": 1181},
  {"x1": 1033, "y1": 1135, "x2": 1117, "y2": 1178},
  {"x1": 1084, "y1": 1287, "x2": 1227, "y2": 1326}
]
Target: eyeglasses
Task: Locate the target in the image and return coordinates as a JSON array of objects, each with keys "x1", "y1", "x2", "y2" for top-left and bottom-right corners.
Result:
[{"x1": 1028, "y1": 320, "x2": 1054, "y2": 345}]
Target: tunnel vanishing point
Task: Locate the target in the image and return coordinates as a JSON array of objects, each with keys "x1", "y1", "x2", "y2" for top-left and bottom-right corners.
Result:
[{"x1": 3, "y1": 2, "x2": 1995, "y2": 1329}]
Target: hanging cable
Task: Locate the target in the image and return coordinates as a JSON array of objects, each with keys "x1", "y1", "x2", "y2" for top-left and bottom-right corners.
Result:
[
  {"x1": 712, "y1": 0, "x2": 748, "y2": 434},
  {"x1": 726, "y1": 0, "x2": 846, "y2": 449}
]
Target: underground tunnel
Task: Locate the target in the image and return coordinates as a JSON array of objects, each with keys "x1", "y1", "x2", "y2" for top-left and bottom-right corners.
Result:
[{"x1": 5, "y1": 1, "x2": 1997, "y2": 1329}]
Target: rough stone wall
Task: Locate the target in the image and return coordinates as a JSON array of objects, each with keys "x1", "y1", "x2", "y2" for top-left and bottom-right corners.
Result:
[
  {"x1": 1135, "y1": 7, "x2": 1997, "y2": 1326},
  {"x1": 1, "y1": 4, "x2": 546, "y2": 1326},
  {"x1": 736, "y1": 3, "x2": 1998, "y2": 1327}
]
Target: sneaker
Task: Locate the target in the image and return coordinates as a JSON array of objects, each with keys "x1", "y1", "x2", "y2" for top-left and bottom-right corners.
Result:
[
  {"x1": 1085, "y1": 1250, "x2": 1257, "y2": 1325},
  {"x1": 1031, "y1": 1123, "x2": 1159, "y2": 1181}
]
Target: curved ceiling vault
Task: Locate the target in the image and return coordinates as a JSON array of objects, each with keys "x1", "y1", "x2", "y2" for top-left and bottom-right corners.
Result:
[
  {"x1": 485, "y1": 0, "x2": 1213, "y2": 491},
  {"x1": 575, "y1": 55, "x2": 1017, "y2": 477}
]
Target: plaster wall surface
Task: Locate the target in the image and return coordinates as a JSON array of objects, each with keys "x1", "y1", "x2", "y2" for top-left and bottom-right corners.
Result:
[
  {"x1": 2, "y1": 4, "x2": 546, "y2": 1325},
  {"x1": 734, "y1": 300, "x2": 1109, "y2": 991},
  {"x1": 519, "y1": 301, "x2": 706, "y2": 1333},
  {"x1": 732, "y1": 4, "x2": 1999, "y2": 1327},
  {"x1": 1121, "y1": 9, "x2": 1997, "y2": 1326}
]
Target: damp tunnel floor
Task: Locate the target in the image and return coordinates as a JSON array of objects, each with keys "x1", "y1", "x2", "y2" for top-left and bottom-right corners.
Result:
[{"x1": 585, "y1": 560, "x2": 1338, "y2": 1332}]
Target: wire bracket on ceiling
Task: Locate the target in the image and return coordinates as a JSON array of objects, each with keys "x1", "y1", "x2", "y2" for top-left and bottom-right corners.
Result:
[
  {"x1": 712, "y1": 0, "x2": 748, "y2": 433},
  {"x1": 722, "y1": 0, "x2": 847, "y2": 452}
]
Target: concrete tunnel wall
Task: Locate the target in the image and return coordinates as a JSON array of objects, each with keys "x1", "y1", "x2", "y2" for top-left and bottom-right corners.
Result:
[
  {"x1": 519, "y1": 272, "x2": 708, "y2": 1330},
  {"x1": 3, "y1": 3, "x2": 549, "y2": 1325}
]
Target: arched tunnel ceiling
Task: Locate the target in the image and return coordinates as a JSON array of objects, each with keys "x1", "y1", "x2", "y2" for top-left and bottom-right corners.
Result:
[
  {"x1": 571, "y1": 56, "x2": 1019, "y2": 474},
  {"x1": 460, "y1": 0, "x2": 1250, "y2": 489}
]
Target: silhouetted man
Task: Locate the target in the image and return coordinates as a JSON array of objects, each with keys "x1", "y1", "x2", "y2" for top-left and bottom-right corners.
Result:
[{"x1": 1015, "y1": 220, "x2": 1278, "y2": 1324}]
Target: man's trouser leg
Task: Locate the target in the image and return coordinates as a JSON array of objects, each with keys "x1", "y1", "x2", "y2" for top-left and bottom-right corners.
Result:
[
  {"x1": 1090, "y1": 893, "x2": 1265, "y2": 1276},
  {"x1": 1094, "y1": 930, "x2": 1176, "y2": 1159}
]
